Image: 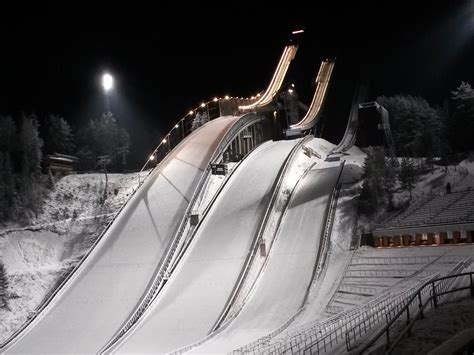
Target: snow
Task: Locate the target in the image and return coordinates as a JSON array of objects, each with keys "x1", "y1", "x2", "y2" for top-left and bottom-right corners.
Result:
[
  {"x1": 251, "y1": 162, "x2": 362, "y2": 349},
  {"x1": 307, "y1": 137, "x2": 336, "y2": 160},
  {"x1": 393, "y1": 298, "x2": 474, "y2": 354},
  {"x1": 190, "y1": 164, "x2": 342, "y2": 353},
  {"x1": 113, "y1": 140, "x2": 298, "y2": 353},
  {"x1": 220, "y1": 138, "x2": 314, "y2": 324},
  {"x1": 392, "y1": 159, "x2": 474, "y2": 207},
  {"x1": 0, "y1": 173, "x2": 143, "y2": 343},
  {"x1": 196, "y1": 162, "x2": 238, "y2": 214}
]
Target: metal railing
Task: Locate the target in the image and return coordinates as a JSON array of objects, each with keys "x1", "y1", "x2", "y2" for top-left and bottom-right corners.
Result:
[
  {"x1": 248, "y1": 254, "x2": 469, "y2": 354},
  {"x1": 234, "y1": 161, "x2": 347, "y2": 354},
  {"x1": 212, "y1": 136, "x2": 311, "y2": 331},
  {"x1": 355, "y1": 258, "x2": 473, "y2": 354},
  {"x1": 166, "y1": 152, "x2": 250, "y2": 278},
  {"x1": 171, "y1": 138, "x2": 312, "y2": 355},
  {"x1": 232, "y1": 165, "x2": 327, "y2": 355},
  {"x1": 351, "y1": 256, "x2": 441, "y2": 265},
  {"x1": 252, "y1": 285, "x2": 420, "y2": 355},
  {"x1": 344, "y1": 255, "x2": 471, "y2": 351},
  {"x1": 313, "y1": 162, "x2": 345, "y2": 282}
]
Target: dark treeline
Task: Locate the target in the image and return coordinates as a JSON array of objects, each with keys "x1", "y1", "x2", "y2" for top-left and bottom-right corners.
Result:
[
  {"x1": 0, "y1": 111, "x2": 131, "y2": 224},
  {"x1": 360, "y1": 81, "x2": 474, "y2": 216}
]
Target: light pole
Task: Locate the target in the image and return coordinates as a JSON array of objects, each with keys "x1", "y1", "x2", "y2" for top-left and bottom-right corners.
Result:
[{"x1": 102, "y1": 73, "x2": 114, "y2": 113}]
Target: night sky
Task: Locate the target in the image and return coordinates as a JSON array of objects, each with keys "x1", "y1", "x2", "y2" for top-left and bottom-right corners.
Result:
[{"x1": 1, "y1": 1, "x2": 473, "y2": 167}]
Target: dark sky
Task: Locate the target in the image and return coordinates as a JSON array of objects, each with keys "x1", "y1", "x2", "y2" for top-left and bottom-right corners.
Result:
[{"x1": 1, "y1": 1, "x2": 473, "y2": 166}]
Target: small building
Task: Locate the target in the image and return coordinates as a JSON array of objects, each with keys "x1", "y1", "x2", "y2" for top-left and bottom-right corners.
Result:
[{"x1": 43, "y1": 153, "x2": 79, "y2": 176}]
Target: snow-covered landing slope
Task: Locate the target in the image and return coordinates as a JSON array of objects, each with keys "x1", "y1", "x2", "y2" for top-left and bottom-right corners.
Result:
[
  {"x1": 191, "y1": 164, "x2": 342, "y2": 353},
  {"x1": 3, "y1": 116, "x2": 241, "y2": 354},
  {"x1": 112, "y1": 140, "x2": 298, "y2": 354}
]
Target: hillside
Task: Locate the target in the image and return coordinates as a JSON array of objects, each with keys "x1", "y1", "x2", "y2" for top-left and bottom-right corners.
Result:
[{"x1": 0, "y1": 172, "x2": 144, "y2": 342}]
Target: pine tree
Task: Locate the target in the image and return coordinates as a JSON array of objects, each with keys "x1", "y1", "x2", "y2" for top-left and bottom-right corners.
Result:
[
  {"x1": 77, "y1": 112, "x2": 131, "y2": 172},
  {"x1": 449, "y1": 82, "x2": 474, "y2": 152},
  {"x1": 399, "y1": 157, "x2": 416, "y2": 200},
  {"x1": 0, "y1": 262, "x2": 8, "y2": 308},
  {"x1": 19, "y1": 114, "x2": 44, "y2": 219},
  {"x1": 383, "y1": 153, "x2": 397, "y2": 209},
  {"x1": 191, "y1": 111, "x2": 209, "y2": 131},
  {"x1": 0, "y1": 153, "x2": 15, "y2": 222},
  {"x1": 0, "y1": 116, "x2": 17, "y2": 222},
  {"x1": 359, "y1": 147, "x2": 397, "y2": 214},
  {"x1": 20, "y1": 114, "x2": 43, "y2": 178},
  {"x1": 377, "y1": 95, "x2": 443, "y2": 158},
  {"x1": 360, "y1": 147, "x2": 385, "y2": 214},
  {"x1": 43, "y1": 115, "x2": 75, "y2": 154}
]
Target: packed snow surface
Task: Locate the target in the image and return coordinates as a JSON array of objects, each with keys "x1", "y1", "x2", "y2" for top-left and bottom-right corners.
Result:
[
  {"x1": 113, "y1": 140, "x2": 297, "y2": 353},
  {"x1": 191, "y1": 164, "x2": 342, "y2": 353}
]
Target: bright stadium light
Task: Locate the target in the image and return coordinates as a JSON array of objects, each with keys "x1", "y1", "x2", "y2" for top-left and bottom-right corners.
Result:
[
  {"x1": 102, "y1": 73, "x2": 114, "y2": 92},
  {"x1": 149, "y1": 154, "x2": 155, "y2": 161},
  {"x1": 200, "y1": 103, "x2": 206, "y2": 107},
  {"x1": 175, "y1": 124, "x2": 179, "y2": 128},
  {"x1": 189, "y1": 110, "x2": 194, "y2": 115}
]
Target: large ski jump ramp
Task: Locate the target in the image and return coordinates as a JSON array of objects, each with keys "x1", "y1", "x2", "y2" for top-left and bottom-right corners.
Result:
[
  {"x1": 111, "y1": 140, "x2": 298, "y2": 353},
  {"x1": 190, "y1": 164, "x2": 343, "y2": 353},
  {"x1": 3, "y1": 115, "x2": 242, "y2": 354}
]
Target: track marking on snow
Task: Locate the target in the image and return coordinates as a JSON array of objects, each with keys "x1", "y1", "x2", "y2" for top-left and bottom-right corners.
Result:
[
  {"x1": 159, "y1": 172, "x2": 190, "y2": 203},
  {"x1": 174, "y1": 157, "x2": 205, "y2": 171}
]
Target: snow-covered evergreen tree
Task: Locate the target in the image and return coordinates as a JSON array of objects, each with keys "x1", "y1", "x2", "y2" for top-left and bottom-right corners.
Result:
[
  {"x1": 0, "y1": 116, "x2": 17, "y2": 221},
  {"x1": 76, "y1": 112, "x2": 130, "y2": 171},
  {"x1": 43, "y1": 115, "x2": 75, "y2": 154},
  {"x1": 399, "y1": 157, "x2": 416, "y2": 200},
  {"x1": 191, "y1": 111, "x2": 209, "y2": 131},
  {"x1": 19, "y1": 114, "x2": 44, "y2": 219},
  {"x1": 449, "y1": 81, "x2": 474, "y2": 152},
  {"x1": 377, "y1": 95, "x2": 443, "y2": 158},
  {"x1": 359, "y1": 147, "x2": 396, "y2": 215},
  {"x1": 20, "y1": 114, "x2": 43, "y2": 179}
]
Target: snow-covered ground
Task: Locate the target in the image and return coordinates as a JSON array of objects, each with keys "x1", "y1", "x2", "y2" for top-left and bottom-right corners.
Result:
[
  {"x1": 392, "y1": 297, "x2": 474, "y2": 354},
  {"x1": 191, "y1": 164, "x2": 342, "y2": 353},
  {"x1": 220, "y1": 138, "x2": 321, "y2": 325},
  {"x1": 0, "y1": 172, "x2": 143, "y2": 343},
  {"x1": 392, "y1": 159, "x2": 474, "y2": 207},
  {"x1": 112, "y1": 140, "x2": 298, "y2": 353}
]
